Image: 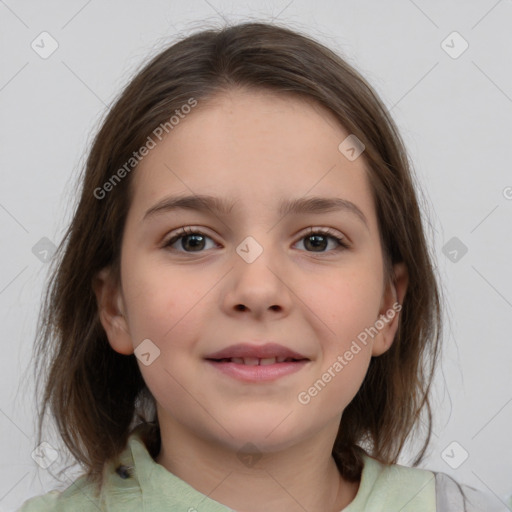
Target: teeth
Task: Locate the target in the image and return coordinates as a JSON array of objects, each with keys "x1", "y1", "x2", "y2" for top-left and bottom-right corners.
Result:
[{"x1": 225, "y1": 357, "x2": 296, "y2": 365}]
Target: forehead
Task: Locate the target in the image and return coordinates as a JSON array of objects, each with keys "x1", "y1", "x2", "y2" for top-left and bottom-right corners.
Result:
[{"x1": 129, "y1": 88, "x2": 376, "y2": 225}]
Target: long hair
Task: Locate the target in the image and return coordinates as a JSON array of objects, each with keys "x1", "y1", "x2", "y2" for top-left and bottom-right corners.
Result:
[{"x1": 31, "y1": 21, "x2": 442, "y2": 495}]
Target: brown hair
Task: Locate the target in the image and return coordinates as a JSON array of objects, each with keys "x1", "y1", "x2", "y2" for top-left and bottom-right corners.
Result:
[{"x1": 31, "y1": 21, "x2": 442, "y2": 495}]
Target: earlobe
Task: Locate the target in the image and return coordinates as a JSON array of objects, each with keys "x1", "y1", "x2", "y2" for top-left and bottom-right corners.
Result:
[
  {"x1": 371, "y1": 262, "x2": 409, "y2": 357},
  {"x1": 93, "y1": 267, "x2": 134, "y2": 355}
]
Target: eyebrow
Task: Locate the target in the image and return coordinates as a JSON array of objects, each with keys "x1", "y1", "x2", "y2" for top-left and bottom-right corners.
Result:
[{"x1": 143, "y1": 194, "x2": 369, "y2": 228}]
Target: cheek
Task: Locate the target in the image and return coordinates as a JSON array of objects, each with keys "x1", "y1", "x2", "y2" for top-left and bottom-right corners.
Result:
[
  {"x1": 120, "y1": 256, "x2": 215, "y2": 347},
  {"x1": 297, "y1": 336, "x2": 373, "y2": 423},
  {"x1": 120, "y1": 262, "x2": 207, "y2": 403},
  {"x1": 308, "y1": 268, "x2": 383, "y2": 340}
]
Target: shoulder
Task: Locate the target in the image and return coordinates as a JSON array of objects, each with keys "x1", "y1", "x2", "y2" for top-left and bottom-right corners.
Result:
[
  {"x1": 434, "y1": 471, "x2": 510, "y2": 512},
  {"x1": 16, "y1": 475, "x2": 102, "y2": 512},
  {"x1": 16, "y1": 490, "x2": 60, "y2": 512},
  {"x1": 16, "y1": 433, "x2": 149, "y2": 512},
  {"x1": 354, "y1": 454, "x2": 436, "y2": 511},
  {"x1": 356, "y1": 455, "x2": 508, "y2": 512}
]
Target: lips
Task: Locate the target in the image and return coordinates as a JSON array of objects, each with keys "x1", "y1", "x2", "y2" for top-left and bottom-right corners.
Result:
[
  {"x1": 214, "y1": 356, "x2": 300, "y2": 366},
  {"x1": 205, "y1": 342, "x2": 310, "y2": 382},
  {"x1": 205, "y1": 342, "x2": 309, "y2": 362}
]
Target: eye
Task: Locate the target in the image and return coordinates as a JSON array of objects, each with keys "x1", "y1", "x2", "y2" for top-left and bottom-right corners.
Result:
[
  {"x1": 294, "y1": 227, "x2": 350, "y2": 253},
  {"x1": 163, "y1": 227, "x2": 217, "y2": 253},
  {"x1": 162, "y1": 226, "x2": 350, "y2": 254}
]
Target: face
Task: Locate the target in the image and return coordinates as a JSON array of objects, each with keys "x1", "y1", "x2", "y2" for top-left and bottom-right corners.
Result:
[{"x1": 96, "y1": 88, "x2": 407, "y2": 454}]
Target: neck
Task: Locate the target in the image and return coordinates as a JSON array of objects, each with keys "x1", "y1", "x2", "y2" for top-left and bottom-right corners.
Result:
[{"x1": 154, "y1": 415, "x2": 360, "y2": 512}]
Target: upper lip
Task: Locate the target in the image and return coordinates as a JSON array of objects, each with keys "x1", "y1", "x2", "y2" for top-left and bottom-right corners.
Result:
[{"x1": 205, "y1": 343, "x2": 309, "y2": 360}]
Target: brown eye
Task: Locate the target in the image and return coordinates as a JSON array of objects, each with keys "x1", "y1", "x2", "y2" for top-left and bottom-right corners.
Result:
[
  {"x1": 164, "y1": 228, "x2": 216, "y2": 252},
  {"x1": 295, "y1": 228, "x2": 349, "y2": 253},
  {"x1": 303, "y1": 234, "x2": 330, "y2": 252}
]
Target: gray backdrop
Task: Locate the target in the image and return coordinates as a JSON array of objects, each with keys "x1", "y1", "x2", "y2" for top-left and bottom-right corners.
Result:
[{"x1": 1, "y1": 1, "x2": 511, "y2": 510}]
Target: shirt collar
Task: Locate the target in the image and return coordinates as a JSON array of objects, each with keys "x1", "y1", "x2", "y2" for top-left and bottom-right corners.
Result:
[{"x1": 107, "y1": 430, "x2": 425, "y2": 512}]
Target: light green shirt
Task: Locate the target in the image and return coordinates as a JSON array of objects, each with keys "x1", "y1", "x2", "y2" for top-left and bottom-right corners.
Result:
[{"x1": 16, "y1": 432, "x2": 504, "y2": 511}]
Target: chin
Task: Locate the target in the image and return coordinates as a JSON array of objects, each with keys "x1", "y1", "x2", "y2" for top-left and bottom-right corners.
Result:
[{"x1": 208, "y1": 412, "x2": 311, "y2": 452}]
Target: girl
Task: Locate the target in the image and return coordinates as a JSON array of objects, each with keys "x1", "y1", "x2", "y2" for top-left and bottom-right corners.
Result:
[{"x1": 18, "y1": 21, "x2": 505, "y2": 512}]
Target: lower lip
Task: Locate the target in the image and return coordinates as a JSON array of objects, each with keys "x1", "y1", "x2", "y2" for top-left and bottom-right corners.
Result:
[{"x1": 205, "y1": 360, "x2": 309, "y2": 382}]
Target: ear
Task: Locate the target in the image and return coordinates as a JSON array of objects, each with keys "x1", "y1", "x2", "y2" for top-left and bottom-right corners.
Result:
[
  {"x1": 92, "y1": 267, "x2": 134, "y2": 355},
  {"x1": 371, "y1": 262, "x2": 408, "y2": 357}
]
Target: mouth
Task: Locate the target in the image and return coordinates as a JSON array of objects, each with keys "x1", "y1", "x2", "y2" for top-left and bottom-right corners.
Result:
[
  {"x1": 204, "y1": 343, "x2": 310, "y2": 382},
  {"x1": 207, "y1": 356, "x2": 306, "y2": 365},
  {"x1": 205, "y1": 358, "x2": 309, "y2": 382},
  {"x1": 205, "y1": 342, "x2": 309, "y2": 361}
]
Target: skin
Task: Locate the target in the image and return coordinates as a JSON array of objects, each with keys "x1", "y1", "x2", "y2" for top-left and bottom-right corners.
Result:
[{"x1": 94, "y1": 88, "x2": 408, "y2": 512}]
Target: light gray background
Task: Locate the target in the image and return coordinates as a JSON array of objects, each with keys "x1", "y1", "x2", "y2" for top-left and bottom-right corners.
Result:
[{"x1": 1, "y1": 1, "x2": 511, "y2": 511}]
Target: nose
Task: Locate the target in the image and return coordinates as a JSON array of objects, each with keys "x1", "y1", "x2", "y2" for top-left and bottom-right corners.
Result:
[{"x1": 221, "y1": 237, "x2": 293, "y2": 319}]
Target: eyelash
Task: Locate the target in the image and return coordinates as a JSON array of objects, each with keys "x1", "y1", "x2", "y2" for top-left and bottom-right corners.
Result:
[{"x1": 162, "y1": 226, "x2": 350, "y2": 254}]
